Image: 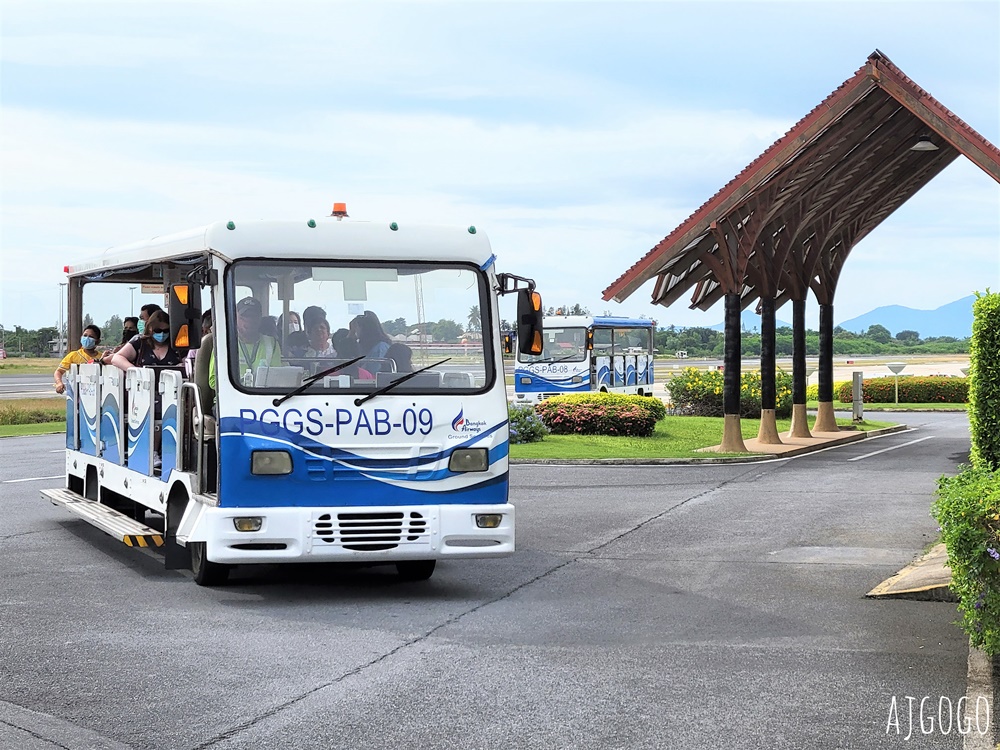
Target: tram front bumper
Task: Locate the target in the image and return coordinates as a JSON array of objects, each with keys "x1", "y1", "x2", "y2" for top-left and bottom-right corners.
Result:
[{"x1": 186, "y1": 503, "x2": 515, "y2": 565}]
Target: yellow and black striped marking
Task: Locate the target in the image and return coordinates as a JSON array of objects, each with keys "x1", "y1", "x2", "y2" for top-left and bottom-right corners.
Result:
[{"x1": 123, "y1": 534, "x2": 164, "y2": 548}]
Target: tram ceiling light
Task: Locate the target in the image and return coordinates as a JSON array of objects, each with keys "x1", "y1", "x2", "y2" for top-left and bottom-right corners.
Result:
[{"x1": 910, "y1": 136, "x2": 939, "y2": 152}]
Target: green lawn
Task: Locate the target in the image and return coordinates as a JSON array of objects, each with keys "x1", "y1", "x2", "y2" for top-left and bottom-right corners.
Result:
[
  {"x1": 809, "y1": 400, "x2": 966, "y2": 411},
  {"x1": 0, "y1": 421, "x2": 65, "y2": 438},
  {"x1": 510, "y1": 415, "x2": 895, "y2": 460}
]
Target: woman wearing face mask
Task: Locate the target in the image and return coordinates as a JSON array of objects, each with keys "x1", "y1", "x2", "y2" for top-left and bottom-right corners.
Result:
[
  {"x1": 54, "y1": 324, "x2": 104, "y2": 394},
  {"x1": 111, "y1": 310, "x2": 183, "y2": 371}
]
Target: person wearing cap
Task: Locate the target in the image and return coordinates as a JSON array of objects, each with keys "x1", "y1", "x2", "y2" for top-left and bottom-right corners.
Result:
[{"x1": 209, "y1": 297, "x2": 281, "y2": 389}]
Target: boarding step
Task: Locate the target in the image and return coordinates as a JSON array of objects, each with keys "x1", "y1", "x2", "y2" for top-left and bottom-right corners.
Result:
[{"x1": 41, "y1": 488, "x2": 164, "y2": 548}]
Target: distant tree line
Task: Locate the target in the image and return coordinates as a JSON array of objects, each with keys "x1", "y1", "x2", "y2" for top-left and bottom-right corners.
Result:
[
  {"x1": 2, "y1": 312, "x2": 499, "y2": 357},
  {"x1": 656, "y1": 323, "x2": 969, "y2": 358}
]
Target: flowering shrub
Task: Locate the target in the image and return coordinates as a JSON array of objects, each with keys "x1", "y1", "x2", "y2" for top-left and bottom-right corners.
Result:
[
  {"x1": 666, "y1": 367, "x2": 792, "y2": 418},
  {"x1": 535, "y1": 393, "x2": 661, "y2": 437},
  {"x1": 835, "y1": 376, "x2": 968, "y2": 404},
  {"x1": 932, "y1": 466, "x2": 1000, "y2": 654},
  {"x1": 806, "y1": 381, "x2": 851, "y2": 402},
  {"x1": 508, "y1": 403, "x2": 549, "y2": 444}
]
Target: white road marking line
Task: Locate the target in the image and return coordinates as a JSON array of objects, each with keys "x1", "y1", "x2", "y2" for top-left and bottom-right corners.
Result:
[
  {"x1": 2, "y1": 475, "x2": 63, "y2": 483},
  {"x1": 847, "y1": 436, "x2": 934, "y2": 461}
]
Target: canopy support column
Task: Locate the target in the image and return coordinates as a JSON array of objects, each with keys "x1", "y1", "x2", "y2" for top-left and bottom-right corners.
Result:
[
  {"x1": 788, "y1": 298, "x2": 811, "y2": 438},
  {"x1": 720, "y1": 292, "x2": 748, "y2": 453},
  {"x1": 757, "y1": 296, "x2": 781, "y2": 444},
  {"x1": 814, "y1": 302, "x2": 838, "y2": 432}
]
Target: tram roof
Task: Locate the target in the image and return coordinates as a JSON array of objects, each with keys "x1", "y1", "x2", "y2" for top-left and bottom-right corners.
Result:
[{"x1": 66, "y1": 219, "x2": 496, "y2": 279}]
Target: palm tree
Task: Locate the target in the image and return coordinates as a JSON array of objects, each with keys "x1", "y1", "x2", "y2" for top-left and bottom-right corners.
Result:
[{"x1": 467, "y1": 305, "x2": 481, "y2": 334}]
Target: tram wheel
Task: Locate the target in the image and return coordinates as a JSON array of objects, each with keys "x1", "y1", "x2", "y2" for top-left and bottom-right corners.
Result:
[
  {"x1": 190, "y1": 542, "x2": 231, "y2": 586},
  {"x1": 395, "y1": 560, "x2": 436, "y2": 581}
]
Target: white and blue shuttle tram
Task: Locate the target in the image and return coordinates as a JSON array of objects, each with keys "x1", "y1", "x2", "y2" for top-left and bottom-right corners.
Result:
[
  {"x1": 43, "y1": 216, "x2": 543, "y2": 585},
  {"x1": 511, "y1": 315, "x2": 655, "y2": 405}
]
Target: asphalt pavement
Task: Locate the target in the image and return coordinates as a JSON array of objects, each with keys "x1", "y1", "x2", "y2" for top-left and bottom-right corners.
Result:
[{"x1": 0, "y1": 411, "x2": 984, "y2": 749}]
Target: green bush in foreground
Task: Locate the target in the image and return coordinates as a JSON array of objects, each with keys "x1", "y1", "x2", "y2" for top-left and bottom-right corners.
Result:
[
  {"x1": 507, "y1": 403, "x2": 549, "y2": 444},
  {"x1": 535, "y1": 393, "x2": 662, "y2": 437},
  {"x1": 835, "y1": 376, "x2": 968, "y2": 404},
  {"x1": 970, "y1": 291, "x2": 1000, "y2": 469},
  {"x1": 932, "y1": 466, "x2": 1000, "y2": 655}
]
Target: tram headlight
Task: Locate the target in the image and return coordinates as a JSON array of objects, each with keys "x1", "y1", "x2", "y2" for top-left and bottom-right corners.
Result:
[
  {"x1": 233, "y1": 517, "x2": 263, "y2": 532},
  {"x1": 475, "y1": 514, "x2": 503, "y2": 528},
  {"x1": 251, "y1": 450, "x2": 292, "y2": 475},
  {"x1": 448, "y1": 448, "x2": 488, "y2": 472}
]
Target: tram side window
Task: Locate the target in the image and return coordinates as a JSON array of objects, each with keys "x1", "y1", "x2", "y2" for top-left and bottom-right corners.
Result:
[{"x1": 592, "y1": 328, "x2": 612, "y2": 356}]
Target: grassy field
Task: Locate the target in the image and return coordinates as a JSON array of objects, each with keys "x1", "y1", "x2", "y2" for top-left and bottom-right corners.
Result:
[
  {"x1": 808, "y1": 400, "x2": 967, "y2": 411},
  {"x1": 0, "y1": 397, "x2": 66, "y2": 437},
  {"x1": 0, "y1": 422, "x2": 65, "y2": 438},
  {"x1": 0, "y1": 357, "x2": 59, "y2": 375},
  {"x1": 510, "y1": 415, "x2": 894, "y2": 460}
]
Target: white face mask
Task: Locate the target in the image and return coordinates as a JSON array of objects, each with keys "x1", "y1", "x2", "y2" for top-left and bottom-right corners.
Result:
[{"x1": 289, "y1": 321, "x2": 301, "y2": 332}]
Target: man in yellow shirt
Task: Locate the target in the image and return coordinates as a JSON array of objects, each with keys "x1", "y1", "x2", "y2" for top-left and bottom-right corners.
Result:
[{"x1": 54, "y1": 324, "x2": 104, "y2": 394}]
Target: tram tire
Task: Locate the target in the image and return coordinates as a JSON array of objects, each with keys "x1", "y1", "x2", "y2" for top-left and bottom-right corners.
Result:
[
  {"x1": 395, "y1": 560, "x2": 436, "y2": 581},
  {"x1": 190, "y1": 542, "x2": 231, "y2": 586}
]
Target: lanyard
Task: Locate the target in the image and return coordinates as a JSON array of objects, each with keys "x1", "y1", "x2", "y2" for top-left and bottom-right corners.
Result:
[{"x1": 239, "y1": 338, "x2": 262, "y2": 368}]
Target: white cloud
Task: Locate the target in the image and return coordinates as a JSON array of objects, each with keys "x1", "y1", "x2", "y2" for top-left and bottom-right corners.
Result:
[{"x1": 1, "y1": 1, "x2": 997, "y2": 334}]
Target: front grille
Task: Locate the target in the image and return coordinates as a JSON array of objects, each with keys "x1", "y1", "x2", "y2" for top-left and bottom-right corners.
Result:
[{"x1": 313, "y1": 511, "x2": 429, "y2": 551}]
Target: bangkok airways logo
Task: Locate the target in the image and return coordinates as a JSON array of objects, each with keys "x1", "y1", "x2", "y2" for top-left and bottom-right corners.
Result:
[{"x1": 449, "y1": 407, "x2": 487, "y2": 439}]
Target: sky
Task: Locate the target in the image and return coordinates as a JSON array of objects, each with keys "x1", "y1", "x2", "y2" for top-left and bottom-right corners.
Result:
[{"x1": 1, "y1": 0, "x2": 998, "y2": 336}]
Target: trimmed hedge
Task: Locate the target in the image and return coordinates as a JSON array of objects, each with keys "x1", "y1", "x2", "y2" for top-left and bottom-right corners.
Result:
[
  {"x1": 835, "y1": 376, "x2": 968, "y2": 404},
  {"x1": 932, "y1": 466, "x2": 1000, "y2": 654},
  {"x1": 535, "y1": 393, "x2": 663, "y2": 437},
  {"x1": 970, "y1": 291, "x2": 1000, "y2": 469},
  {"x1": 666, "y1": 367, "x2": 792, "y2": 418}
]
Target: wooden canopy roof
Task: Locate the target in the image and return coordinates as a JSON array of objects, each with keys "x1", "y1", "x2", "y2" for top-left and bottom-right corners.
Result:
[{"x1": 602, "y1": 51, "x2": 1000, "y2": 314}]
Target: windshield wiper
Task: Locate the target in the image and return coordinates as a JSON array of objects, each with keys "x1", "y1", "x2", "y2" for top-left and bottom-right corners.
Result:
[
  {"x1": 271, "y1": 356, "x2": 366, "y2": 407},
  {"x1": 353, "y1": 358, "x2": 451, "y2": 406}
]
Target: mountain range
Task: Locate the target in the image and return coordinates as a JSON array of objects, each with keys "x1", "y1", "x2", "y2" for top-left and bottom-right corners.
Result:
[
  {"x1": 837, "y1": 295, "x2": 974, "y2": 339},
  {"x1": 704, "y1": 295, "x2": 974, "y2": 339}
]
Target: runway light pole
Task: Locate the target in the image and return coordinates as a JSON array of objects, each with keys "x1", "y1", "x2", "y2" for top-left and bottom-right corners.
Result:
[{"x1": 58, "y1": 282, "x2": 68, "y2": 356}]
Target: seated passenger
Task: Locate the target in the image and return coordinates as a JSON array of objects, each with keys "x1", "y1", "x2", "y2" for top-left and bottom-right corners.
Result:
[
  {"x1": 385, "y1": 342, "x2": 413, "y2": 373},
  {"x1": 302, "y1": 305, "x2": 327, "y2": 333},
  {"x1": 331, "y1": 329, "x2": 373, "y2": 380},
  {"x1": 305, "y1": 318, "x2": 336, "y2": 358},
  {"x1": 110, "y1": 311, "x2": 183, "y2": 371},
  {"x1": 352, "y1": 310, "x2": 392, "y2": 363},
  {"x1": 54, "y1": 324, "x2": 105, "y2": 394},
  {"x1": 285, "y1": 331, "x2": 310, "y2": 358}
]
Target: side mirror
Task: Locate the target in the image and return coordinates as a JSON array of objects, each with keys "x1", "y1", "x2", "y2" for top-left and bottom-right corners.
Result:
[
  {"x1": 516, "y1": 289, "x2": 543, "y2": 356},
  {"x1": 168, "y1": 283, "x2": 203, "y2": 351}
]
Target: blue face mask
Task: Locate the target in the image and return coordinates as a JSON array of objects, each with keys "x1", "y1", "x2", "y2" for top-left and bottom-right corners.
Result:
[
  {"x1": 137, "y1": 320, "x2": 146, "y2": 334},
  {"x1": 80, "y1": 336, "x2": 97, "y2": 350},
  {"x1": 152, "y1": 332, "x2": 169, "y2": 343}
]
